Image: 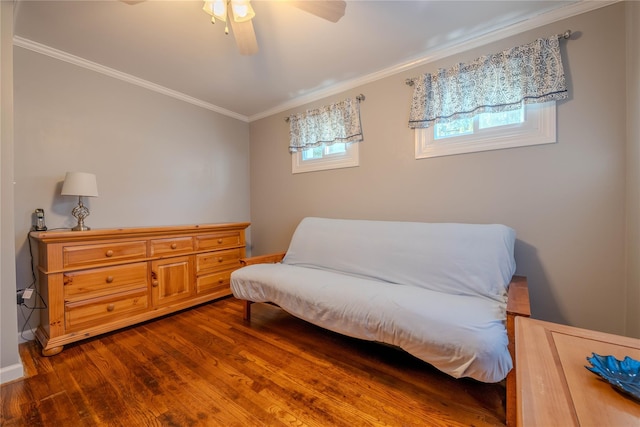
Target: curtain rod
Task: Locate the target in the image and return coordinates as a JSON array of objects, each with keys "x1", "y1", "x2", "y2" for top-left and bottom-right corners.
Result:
[
  {"x1": 285, "y1": 94, "x2": 366, "y2": 122},
  {"x1": 404, "y1": 30, "x2": 572, "y2": 87}
]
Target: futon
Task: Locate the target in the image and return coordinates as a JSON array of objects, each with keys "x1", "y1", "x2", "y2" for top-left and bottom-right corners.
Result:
[{"x1": 231, "y1": 217, "x2": 527, "y2": 383}]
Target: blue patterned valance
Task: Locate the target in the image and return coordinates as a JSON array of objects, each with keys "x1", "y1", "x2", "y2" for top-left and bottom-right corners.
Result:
[
  {"x1": 288, "y1": 97, "x2": 363, "y2": 153},
  {"x1": 408, "y1": 35, "x2": 568, "y2": 129}
]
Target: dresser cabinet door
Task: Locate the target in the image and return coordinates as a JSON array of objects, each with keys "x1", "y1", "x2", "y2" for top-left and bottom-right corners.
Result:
[{"x1": 150, "y1": 256, "x2": 194, "y2": 308}]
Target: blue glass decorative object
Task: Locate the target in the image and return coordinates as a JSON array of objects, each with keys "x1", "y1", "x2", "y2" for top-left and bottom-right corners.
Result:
[{"x1": 585, "y1": 353, "x2": 640, "y2": 402}]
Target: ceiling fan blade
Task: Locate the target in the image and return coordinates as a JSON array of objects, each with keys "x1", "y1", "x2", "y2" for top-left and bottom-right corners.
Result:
[
  {"x1": 290, "y1": 0, "x2": 346, "y2": 23},
  {"x1": 228, "y1": 18, "x2": 259, "y2": 56}
]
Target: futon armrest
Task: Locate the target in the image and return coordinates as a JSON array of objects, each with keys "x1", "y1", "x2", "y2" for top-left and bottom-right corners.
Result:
[
  {"x1": 505, "y1": 275, "x2": 530, "y2": 427},
  {"x1": 240, "y1": 251, "x2": 287, "y2": 266},
  {"x1": 237, "y1": 251, "x2": 286, "y2": 321},
  {"x1": 506, "y1": 275, "x2": 531, "y2": 318}
]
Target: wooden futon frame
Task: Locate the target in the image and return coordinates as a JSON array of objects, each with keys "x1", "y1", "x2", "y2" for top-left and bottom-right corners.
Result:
[{"x1": 237, "y1": 252, "x2": 531, "y2": 427}]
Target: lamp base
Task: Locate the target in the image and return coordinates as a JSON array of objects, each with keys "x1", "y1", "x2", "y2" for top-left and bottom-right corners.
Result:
[{"x1": 70, "y1": 196, "x2": 91, "y2": 231}]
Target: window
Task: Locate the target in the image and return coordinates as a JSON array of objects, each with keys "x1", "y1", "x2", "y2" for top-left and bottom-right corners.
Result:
[
  {"x1": 408, "y1": 35, "x2": 567, "y2": 159},
  {"x1": 303, "y1": 142, "x2": 346, "y2": 160},
  {"x1": 415, "y1": 101, "x2": 557, "y2": 159},
  {"x1": 292, "y1": 142, "x2": 359, "y2": 174},
  {"x1": 288, "y1": 95, "x2": 364, "y2": 174}
]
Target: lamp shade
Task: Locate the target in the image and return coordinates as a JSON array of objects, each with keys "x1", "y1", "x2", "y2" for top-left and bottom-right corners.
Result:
[{"x1": 61, "y1": 172, "x2": 99, "y2": 197}]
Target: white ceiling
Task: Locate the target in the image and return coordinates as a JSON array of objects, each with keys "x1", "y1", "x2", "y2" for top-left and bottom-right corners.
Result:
[{"x1": 14, "y1": 0, "x2": 592, "y2": 121}]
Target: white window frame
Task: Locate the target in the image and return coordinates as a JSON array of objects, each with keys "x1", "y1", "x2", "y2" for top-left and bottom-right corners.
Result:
[
  {"x1": 415, "y1": 101, "x2": 557, "y2": 159},
  {"x1": 292, "y1": 142, "x2": 359, "y2": 174}
]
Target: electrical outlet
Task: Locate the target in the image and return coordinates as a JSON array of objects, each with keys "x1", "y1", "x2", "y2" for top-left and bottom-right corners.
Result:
[{"x1": 16, "y1": 289, "x2": 34, "y2": 305}]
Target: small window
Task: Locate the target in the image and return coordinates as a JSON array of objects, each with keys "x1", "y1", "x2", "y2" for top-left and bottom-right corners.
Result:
[
  {"x1": 292, "y1": 142, "x2": 359, "y2": 174},
  {"x1": 415, "y1": 101, "x2": 557, "y2": 159},
  {"x1": 302, "y1": 142, "x2": 346, "y2": 161}
]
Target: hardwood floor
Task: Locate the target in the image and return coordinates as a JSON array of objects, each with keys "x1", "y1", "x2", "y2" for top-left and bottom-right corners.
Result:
[{"x1": 2, "y1": 298, "x2": 506, "y2": 426}]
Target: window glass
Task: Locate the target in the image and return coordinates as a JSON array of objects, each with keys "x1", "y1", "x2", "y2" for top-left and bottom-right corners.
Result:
[
  {"x1": 415, "y1": 101, "x2": 557, "y2": 159},
  {"x1": 434, "y1": 118, "x2": 474, "y2": 139},
  {"x1": 293, "y1": 142, "x2": 358, "y2": 174},
  {"x1": 478, "y1": 108, "x2": 523, "y2": 129},
  {"x1": 302, "y1": 146, "x2": 324, "y2": 161}
]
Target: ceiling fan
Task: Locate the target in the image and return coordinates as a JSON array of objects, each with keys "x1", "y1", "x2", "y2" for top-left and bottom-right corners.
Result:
[{"x1": 201, "y1": 0, "x2": 347, "y2": 55}]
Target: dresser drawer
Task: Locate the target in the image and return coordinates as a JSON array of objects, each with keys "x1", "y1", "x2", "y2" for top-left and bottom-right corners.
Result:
[
  {"x1": 195, "y1": 231, "x2": 243, "y2": 251},
  {"x1": 150, "y1": 237, "x2": 194, "y2": 257},
  {"x1": 63, "y1": 263, "x2": 148, "y2": 302},
  {"x1": 63, "y1": 241, "x2": 147, "y2": 268},
  {"x1": 196, "y1": 248, "x2": 242, "y2": 273},
  {"x1": 65, "y1": 289, "x2": 148, "y2": 332},
  {"x1": 196, "y1": 268, "x2": 234, "y2": 296}
]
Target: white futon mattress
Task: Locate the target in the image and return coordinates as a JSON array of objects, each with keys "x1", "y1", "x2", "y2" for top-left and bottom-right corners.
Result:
[{"x1": 231, "y1": 263, "x2": 512, "y2": 383}]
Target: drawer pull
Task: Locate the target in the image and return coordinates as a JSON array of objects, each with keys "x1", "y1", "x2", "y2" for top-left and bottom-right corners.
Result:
[
  {"x1": 152, "y1": 280, "x2": 159, "y2": 287},
  {"x1": 105, "y1": 250, "x2": 114, "y2": 257},
  {"x1": 171, "y1": 243, "x2": 177, "y2": 249},
  {"x1": 106, "y1": 304, "x2": 115, "y2": 312},
  {"x1": 218, "y1": 278, "x2": 224, "y2": 284},
  {"x1": 106, "y1": 276, "x2": 114, "y2": 283},
  {"x1": 217, "y1": 257, "x2": 223, "y2": 263}
]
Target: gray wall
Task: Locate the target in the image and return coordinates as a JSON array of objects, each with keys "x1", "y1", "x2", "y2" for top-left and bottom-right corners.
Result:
[
  {"x1": 626, "y1": 0, "x2": 640, "y2": 338},
  {"x1": 4, "y1": 3, "x2": 638, "y2": 381},
  {"x1": 12, "y1": 48, "x2": 251, "y2": 336},
  {"x1": 1, "y1": 0, "x2": 23, "y2": 383},
  {"x1": 248, "y1": 3, "x2": 636, "y2": 336}
]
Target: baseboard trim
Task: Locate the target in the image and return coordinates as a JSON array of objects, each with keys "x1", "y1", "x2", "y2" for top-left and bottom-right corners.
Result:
[
  {"x1": 0, "y1": 362, "x2": 24, "y2": 384},
  {"x1": 0, "y1": 330, "x2": 36, "y2": 384},
  {"x1": 18, "y1": 328, "x2": 36, "y2": 344}
]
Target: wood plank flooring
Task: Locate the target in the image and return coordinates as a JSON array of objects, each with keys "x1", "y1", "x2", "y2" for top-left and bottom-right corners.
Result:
[{"x1": 1, "y1": 297, "x2": 506, "y2": 426}]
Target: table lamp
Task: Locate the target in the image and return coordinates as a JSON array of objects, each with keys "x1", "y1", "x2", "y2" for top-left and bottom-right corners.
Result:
[{"x1": 61, "y1": 172, "x2": 99, "y2": 231}]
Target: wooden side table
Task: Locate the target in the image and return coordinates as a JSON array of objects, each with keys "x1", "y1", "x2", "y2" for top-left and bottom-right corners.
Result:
[{"x1": 515, "y1": 317, "x2": 640, "y2": 426}]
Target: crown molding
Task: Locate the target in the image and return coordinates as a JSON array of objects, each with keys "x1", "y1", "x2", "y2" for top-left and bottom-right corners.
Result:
[
  {"x1": 248, "y1": 0, "x2": 619, "y2": 122},
  {"x1": 13, "y1": 1, "x2": 618, "y2": 124},
  {"x1": 12, "y1": 36, "x2": 249, "y2": 123}
]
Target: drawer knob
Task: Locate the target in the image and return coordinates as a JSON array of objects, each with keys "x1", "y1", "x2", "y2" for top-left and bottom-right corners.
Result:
[
  {"x1": 171, "y1": 243, "x2": 177, "y2": 249},
  {"x1": 217, "y1": 257, "x2": 223, "y2": 263},
  {"x1": 105, "y1": 250, "x2": 114, "y2": 257},
  {"x1": 106, "y1": 276, "x2": 114, "y2": 283},
  {"x1": 152, "y1": 280, "x2": 159, "y2": 287},
  {"x1": 218, "y1": 278, "x2": 224, "y2": 284},
  {"x1": 217, "y1": 238, "x2": 223, "y2": 244},
  {"x1": 106, "y1": 304, "x2": 115, "y2": 312}
]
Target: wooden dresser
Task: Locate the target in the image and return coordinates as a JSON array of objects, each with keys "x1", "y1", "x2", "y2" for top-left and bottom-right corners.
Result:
[{"x1": 32, "y1": 222, "x2": 250, "y2": 356}]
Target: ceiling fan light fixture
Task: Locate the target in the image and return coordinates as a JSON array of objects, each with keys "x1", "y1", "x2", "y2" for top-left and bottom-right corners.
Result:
[
  {"x1": 202, "y1": 0, "x2": 227, "y2": 22},
  {"x1": 204, "y1": 0, "x2": 349, "y2": 55},
  {"x1": 231, "y1": 0, "x2": 255, "y2": 23}
]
